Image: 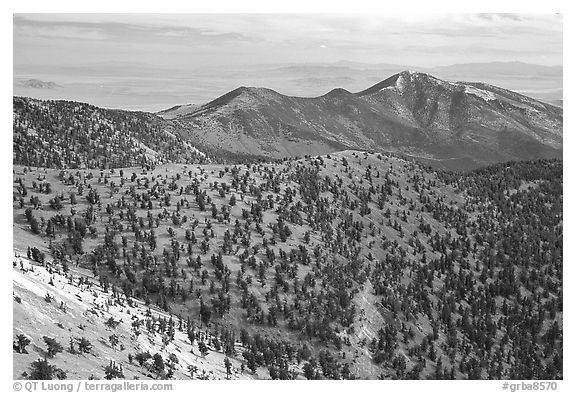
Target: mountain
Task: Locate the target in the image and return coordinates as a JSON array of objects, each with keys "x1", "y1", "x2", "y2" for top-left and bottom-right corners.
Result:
[
  {"x1": 13, "y1": 97, "x2": 208, "y2": 169},
  {"x1": 157, "y1": 103, "x2": 199, "y2": 120},
  {"x1": 14, "y1": 62, "x2": 562, "y2": 112},
  {"x1": 430, "y1": 62, "x2": 563, "y2": 105},
  {"x1": 432, "y1": 61, "x2": 562, "y2": 78},
  {"x1": 166, "y1": 71, "x2": 562, "y2": 170},
  {"x1": 15, "y1": 79, "x2": 60, "y2": 89},
  {"x1": 551, "y1": 100, "x2": 563, "y2": 108}
]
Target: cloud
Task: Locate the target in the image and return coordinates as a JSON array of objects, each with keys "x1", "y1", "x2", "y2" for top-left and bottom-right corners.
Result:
[
  {"x1": 14, "y1": 13, "x2": 562, "y2": 75},
  {"x1": 14, "y1": 15, "x2": 107, "y2": 41},
  {"x1": 477, "y1": 13, "x2": 523, "y2": 22},
  {"x1": 13, "y1": 14, "x2": 262, "y2": 45}
]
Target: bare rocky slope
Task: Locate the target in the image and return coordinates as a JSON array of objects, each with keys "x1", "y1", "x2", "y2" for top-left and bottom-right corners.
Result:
[
  {"x1": 13, "y1": 254, "x2": 260, "y2": 380},
  {"x1": 164, "y1": 71, "x2": 562, "y2": 170}
]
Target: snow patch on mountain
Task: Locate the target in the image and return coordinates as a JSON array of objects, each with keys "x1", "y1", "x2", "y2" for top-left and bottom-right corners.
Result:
[
  {"x1": 395, "y1": 74, "x2": 407, "y2": 93},
  {"x1": 464, "y1": 85, "x2": 496, "y2": 101}
]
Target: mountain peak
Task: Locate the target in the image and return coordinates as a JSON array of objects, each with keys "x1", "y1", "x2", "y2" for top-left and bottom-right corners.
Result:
[
  {"x1": 399, "y1": 69, "x2": 421, "y2": 76},
  {"x1": 356, "y1": 71, "x2": 441, "y2": 97},
  {"x1": 172, "y1": 70, "x2": 561, "y2": 169},
  {"x1": 357, "y1": 71, "x2": 458, "y2": 98},
  {"x1": 196, "y1": 86, "x2": 262, "y2": 111},
  {"x1": 322, "y1": 87, "x2": 353, "y2": 98},
  {"x1": 355, "y1": 74, "x2": 402, "y2": 96},
  {"x1": 397, "y1": 70, "x2": 443, "y2": 82}
]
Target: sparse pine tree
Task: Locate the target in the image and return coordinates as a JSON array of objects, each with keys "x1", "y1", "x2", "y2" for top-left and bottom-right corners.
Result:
[
  {"x1": 14, "y1": 334, "x2": 31, "y2": 354},
  {"x1": 42, "y1": 336, "x2": 63, "y2": 358}
]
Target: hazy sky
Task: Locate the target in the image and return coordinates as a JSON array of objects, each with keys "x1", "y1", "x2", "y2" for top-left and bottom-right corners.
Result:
[
  {"x1": 13, "y1": 13, "x2": 563, "y2": 110},
  {"x1": 14, "y1": 13, "x2": 562, "y2": 68}
]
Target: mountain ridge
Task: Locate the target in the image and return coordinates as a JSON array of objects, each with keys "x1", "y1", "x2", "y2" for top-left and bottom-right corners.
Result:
[
  {"x1": 13, "y1": 70, "x2": 563, "y2": 171},
  {"x1": 162, "y1": 70, "x2": 561, "y2": 170}
]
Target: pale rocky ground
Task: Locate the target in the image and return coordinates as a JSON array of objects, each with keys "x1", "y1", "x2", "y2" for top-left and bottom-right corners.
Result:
[{"x1": 13, "y1": 251, "x2": 272, "y2": 380}]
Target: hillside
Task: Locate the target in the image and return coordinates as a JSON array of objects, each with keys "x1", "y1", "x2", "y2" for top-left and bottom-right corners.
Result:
[
  {"x1": 157, "y1": 104, "x2": 199, "y2": 120},
  {"x1": 13, "y1": 151, "x2": 562, "y2": 379},
  {"x1": 13, "y1": 97, "x2": 209, "y2": 170},
  {"x1": 13, "y1": 253, "x2": 264, "y2": 380},
  {"x1": 165, "y1": 71, "x2": 562, "y2": 170}
]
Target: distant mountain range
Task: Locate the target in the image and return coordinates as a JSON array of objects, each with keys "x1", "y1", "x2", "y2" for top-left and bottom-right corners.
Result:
[
  {"x1": 14, "y1": 61, "x2": 562, "y2": 111},
  {"x1": 15, "y1": 79, "x2": 60, "y2": 89},
  {"x1": 12, "y1": 68, "x2": 562, "y2": 171},
  {"x1": 160, "y1": 71, "x2": 562, "y2": 170}
]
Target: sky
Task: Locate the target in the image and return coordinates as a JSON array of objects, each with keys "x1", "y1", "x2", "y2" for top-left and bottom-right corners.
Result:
[{"x1": 13, "y1": 13, "x2": 563, "y2": 111}]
